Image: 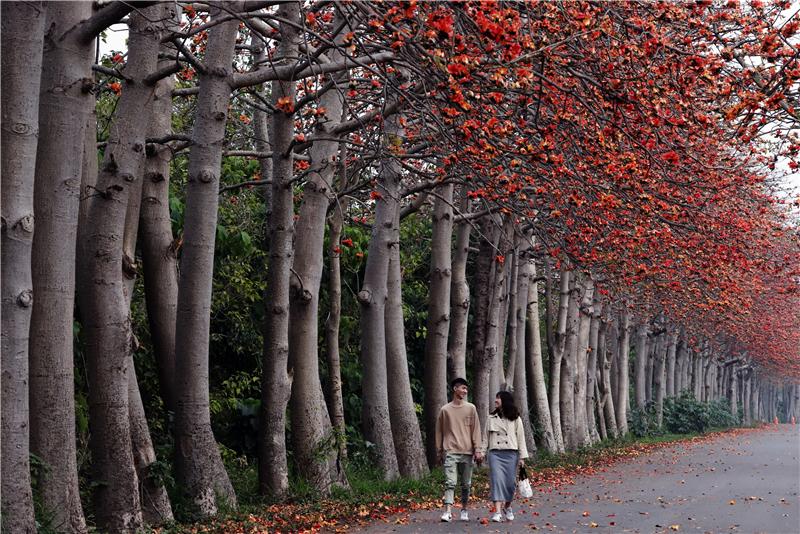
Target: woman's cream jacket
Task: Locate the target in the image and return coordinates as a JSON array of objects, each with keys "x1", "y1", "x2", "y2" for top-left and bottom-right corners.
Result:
[{"x1": 482, "y1": 413, "x2": 529, "y2": 459}]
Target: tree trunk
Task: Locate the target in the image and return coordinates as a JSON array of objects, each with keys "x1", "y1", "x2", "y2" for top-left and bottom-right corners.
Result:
[
  {"x1": 526, "y1": 260, "x2": 557, "y2": 453},
  {"x1": 645, "y1": 337, "x2": 655, "y2": 404},
  {"x1": 573, "y1": 277, "x2": 594, "y2": 447},
  {"x1": 585, "y1": 299, "x2": 601, "y2": 444},
  {"x1": 423, "y1": 182, "x2": 453, "y2": 467},
  {"x1": 598, "y1": 317, "x2": 618, "y2": 439},
  {"x1": 1, "y1": 3, "x2": 44, "y2": 531},
  {"x1": 140, "y1": 45, "x2": 179, "y2": 412},
  {"x1": 560, "y1": 277, "x2": 579, "y2": 450},
  {"x1": 634, "y1": 323, "x2": 649, "y2": 410},
  {"x1": 386, "y1": 225, "x2": 429, "y2": 478},
  {"x1": 506, "y1": 250, "x2": 520, "y2": 386},
  {"x1": 78, "y1": 9, "x2": 166, "y2": 529},
  {"x1": 447, "y1": 193, "x2": 471, "y2": 383},
  {"x1": 546, "y1": 264, "x2": 569, "y2": 452},
  {"x1": 288, "y1": 12, "x2": 350, "y2": 490},
  {"x1": 511, "y1": 239, "x2": 535, "y2": 453},
  {"x1": 665, "y1": 333, "x2": 677, "y2": 398},
  {"x1": 615, "y1": 309, "x2": 631, "y2": 435},
  {"x1": 323, "y1": 141, "x2": 348, "y2": 460},
  {"x1": 471, "y1": 218, "x2": 501, "y2": 431},
  {"x1": 29, "y1": 3, "x2": 94, "y2": 530},
  {"x1": 357, "y1": 112, "x2": 404, "y2": 480},
  {"x1": 492, "y1": 239, "x2": 512, "y2": 393},
  {"x1": 258, "y1": 1, "x2": 299, "y2": 499},
  {"x1": 173, "y1": 9, "x2": 239, "y2": 515},
  {"x1": 653, "y1": 335, "x2": 666, "y2": 428}
]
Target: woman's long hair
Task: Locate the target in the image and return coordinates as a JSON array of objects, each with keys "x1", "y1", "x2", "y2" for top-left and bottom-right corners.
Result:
[{"x1": 492, "y1": 390, "x2": 520, "y2": 421}]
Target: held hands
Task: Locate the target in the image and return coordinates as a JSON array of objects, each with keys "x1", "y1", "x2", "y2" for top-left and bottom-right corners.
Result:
[{"x1": 474, "y1": 451, "x2": 484, "y2": 464}]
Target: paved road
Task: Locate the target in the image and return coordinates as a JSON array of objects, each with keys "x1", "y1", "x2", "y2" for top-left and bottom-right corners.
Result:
[{"x1": 353, "y1": 425, "x2": 800, "y2": 534}]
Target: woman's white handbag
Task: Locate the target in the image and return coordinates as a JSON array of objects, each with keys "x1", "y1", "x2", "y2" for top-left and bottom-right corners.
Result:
[{"x1": 517, "y1": 465, "x2": 534, "y2": 498}]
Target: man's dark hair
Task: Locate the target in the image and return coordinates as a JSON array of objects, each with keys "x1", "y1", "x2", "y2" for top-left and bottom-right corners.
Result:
[{"x1": 451, "y1": 377, "x2": 468, "y2": 389}]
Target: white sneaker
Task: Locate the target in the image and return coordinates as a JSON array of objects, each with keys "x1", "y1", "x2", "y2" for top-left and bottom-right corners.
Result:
[
  {"x1": 460, "y1": 509, "x2": 469, "y2": 521},
  {"x1": 440, "y1": 511, "x2": 452, "y2": 522},
  {"x1": 504, "y1": 508, "x2": 515, "y2": 521},
  {"x1": 491, "y1": 512, "x2": 503, "y2": 522}
]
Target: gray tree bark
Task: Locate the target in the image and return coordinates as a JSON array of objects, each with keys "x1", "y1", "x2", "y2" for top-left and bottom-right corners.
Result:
[
  {"x1": 525, "y1": 261, "x2": 557, "y2": 453},
  {"x1": 1, "y1": 2, "x2": 45, "y2": 531},
  {"x1": 471, "y1": 218, "x2": 501, "y2": 431},
  {"x1": 173, "y1": 7, "x2": 239, "y2": 514},
  {"x1": 634, "y1": 323, "x2": 649, "y2": 410},
  {"x1": 288, "y1": 14, "x2": 350, "y2": 490},
  {"x1": 140, "y1": 45, "x2": 179, "y2": 412},
  {"x1": 586, "y1": 298, "x2": 601, "y2": 444},
  {"x1": 357, "y1": 111, "x2": 404, "y2": 480},
  {"x1": 545, "y1": 263, "x2": 569, "y2": 452},
  {"x1": 423, "y1": 183, "x2": 454, "y2": 467},
  {"x1": 386, "y1": 222, "x2": 429, "y2": 478},
  {"x1": 78, "y1": 9, "x2": 167, "y2": 529},
  {"x1": 511, "y1": 239, "x2": 535, "y2": 452},
  {"x1": 560, "y1": 277, "x2": 579, "y2": 450},
  {"x1": 29, "y1": 2, "x2": 94, "y2": 530},
  {"x1": 447, "y1": 193, "x2": 471, "y2": 383},
  {"x1": 598, "y1": 316, "x2": 618, "y2": 439},
  {"x1": 258, "y1": 1, "x2": 299, "y2": 500},
  {"x1": 614, "y1": 309, "x2": 631, "y2": 435},
  {"x1": 324, "y1": 140, "x2": 348, "y2": 459},
  {"x1": 653, "y1": 334, "x2": 666, "y2": 428},
  {"x1": 573, "y1": 277, "x2": 594, "y2": 447},
  {"x1": 666, "y1": 333, "x2": 677, "y2": 398}
]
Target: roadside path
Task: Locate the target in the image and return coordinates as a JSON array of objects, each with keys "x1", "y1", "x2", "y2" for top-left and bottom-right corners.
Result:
[{"x1": 352, "y1": 425, "x2": 800, "y2": 533}]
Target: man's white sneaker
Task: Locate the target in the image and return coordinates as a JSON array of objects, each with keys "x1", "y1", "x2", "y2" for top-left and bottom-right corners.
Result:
[
  {"x1": 440, "y1": 511, "x2": 452, "y2": 522},
  {"x1": 490, "y1": 512, "x2": 503, "y2": 522},
  {"x1": 504, "y1": 508, "x2": 515, "y2": 521},
  {"x1": 460, "y1": 509, "x2": 469, "y2": 521}
]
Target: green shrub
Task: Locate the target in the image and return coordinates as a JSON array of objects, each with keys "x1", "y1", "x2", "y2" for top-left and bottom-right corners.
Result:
[
  {"x1": 663, "y1": 392, "x2": 710, "y2": 434},
  {"x1": 628, "y1": 402, "x2": 663, "y2": 438}
]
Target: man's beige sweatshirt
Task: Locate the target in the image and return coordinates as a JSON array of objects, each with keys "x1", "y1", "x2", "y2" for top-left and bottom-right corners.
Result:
[{"x1": 435, "y1": 401, "x2": 484, "y2": 455}]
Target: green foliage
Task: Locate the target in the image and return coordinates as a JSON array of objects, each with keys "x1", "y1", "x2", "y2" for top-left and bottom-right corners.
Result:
[
  {"x1": 629, "y1": 393, "x2": 742, "y2": 438},
  {"x1": 628, "y1": 401, "x2": 663, "y2": 438},
  {"x1": 663, "y1": 392, "x2": 710, "y2": 434}
]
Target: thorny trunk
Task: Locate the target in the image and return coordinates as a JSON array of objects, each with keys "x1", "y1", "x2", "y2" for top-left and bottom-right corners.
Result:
[
  {"x1": 0, "y1": 2, "x2": 44, "y2": 531},
  {"x1": 29, "y1": 2, "x2": 94, "y2": 531},
  {"x1": 258, "y1": 1, "x2": 299, "y2": 500},
  {"x1": 173, "y1": 8, "x2": 239, "y2": 514},
  {"x1": 423, "y1": 183, "x2": 453, "y2": 467}
]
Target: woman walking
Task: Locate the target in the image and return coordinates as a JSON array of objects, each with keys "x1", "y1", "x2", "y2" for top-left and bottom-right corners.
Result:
[{"x1": 484, "y1": 390, "x2": 529, "y2": 522}]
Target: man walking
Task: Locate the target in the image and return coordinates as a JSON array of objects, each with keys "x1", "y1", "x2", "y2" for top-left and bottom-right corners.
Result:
[{"x1": 435, "y1": 377, "x2": 484, "y2": 522}]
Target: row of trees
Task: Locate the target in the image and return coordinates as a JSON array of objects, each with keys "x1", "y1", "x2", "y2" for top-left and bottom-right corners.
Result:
[{"x1": 2, "y1": 1, "x2": 798, "y2": 533}]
